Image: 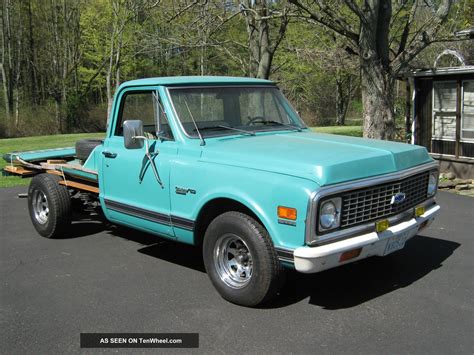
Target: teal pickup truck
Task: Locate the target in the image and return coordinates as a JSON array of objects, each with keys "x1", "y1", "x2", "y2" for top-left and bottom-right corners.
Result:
[{"x1": 3, "y1": 76, "x2": 440, "y2": 306}]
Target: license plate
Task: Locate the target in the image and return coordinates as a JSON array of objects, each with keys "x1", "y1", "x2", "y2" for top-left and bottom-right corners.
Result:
[{"x1": 383, "y1": 226, "x2": 419, "y2": 256}]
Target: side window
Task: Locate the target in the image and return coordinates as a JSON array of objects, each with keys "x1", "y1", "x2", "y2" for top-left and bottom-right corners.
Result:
[{"x1": 116, "y1": 91, "x2": 157, "y2": 137}]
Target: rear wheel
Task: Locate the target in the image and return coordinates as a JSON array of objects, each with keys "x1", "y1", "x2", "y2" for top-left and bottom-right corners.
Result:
[
  {"x1": 203, "y1": 211, "x2": 283, "y2": 307},
  {"x1": 28, "y1": 174, "x2": 72, "y2": 238}
]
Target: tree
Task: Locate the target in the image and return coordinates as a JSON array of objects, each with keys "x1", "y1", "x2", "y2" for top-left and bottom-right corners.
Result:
[
  {"x1": 31, "y1": 0, "x2": 82, "y2": 133},
  {"x1": 240, "y1": 0, "x2": 291, "y2": 79},
  {"x1": 0, "y1": 0, "x2": 13, "y2": 127},
  {"x1": 291, "y1": 32, "x2": 358, "y2": 125},
  {"x1": 288, "y1": 0, "x2": 455, "y2": 139},
  {"x1": 105, "y1": 0, "x2": 133, "y2": 122},
  {"x1": 0, "y1": 0, "x2": 466, "y2": 138},
  {"x1": 162, "y1": 0, "x2": 292, "y2": 79}
]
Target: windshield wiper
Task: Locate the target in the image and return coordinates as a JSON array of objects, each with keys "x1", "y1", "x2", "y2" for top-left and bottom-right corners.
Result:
[
  {"x1": 194, "y1": 125, "x2": 256, "y2": 136},
  {"x1": 255, "y1": 120, "x2": 303, "y2": 132}
]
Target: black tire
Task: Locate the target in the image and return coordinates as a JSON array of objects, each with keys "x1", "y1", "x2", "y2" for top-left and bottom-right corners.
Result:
[
  {"x1": 203, "y1": 211, "x2": 283, "y2": 307},
  {"x1": 28, "y1": 174, "x2": 72, "y2": 238},
  {"x1": 75, "y1": 139, "x2": 102, "y2": 161}
]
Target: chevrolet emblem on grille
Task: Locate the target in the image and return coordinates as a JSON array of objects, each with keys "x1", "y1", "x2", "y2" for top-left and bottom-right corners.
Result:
[{"x1": 390, "y1": 192, "x2": 406, "y2": 205}]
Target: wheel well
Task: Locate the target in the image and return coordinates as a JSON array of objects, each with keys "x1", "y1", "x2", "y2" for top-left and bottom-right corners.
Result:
[{"x1": 194, "y1": 198, "x2": 263, "y2": 246}]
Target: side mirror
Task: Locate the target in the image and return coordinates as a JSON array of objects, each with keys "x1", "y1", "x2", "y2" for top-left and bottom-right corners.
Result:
[{"x1": 123, "y1": 120, "x2": 144, "y2": 149}]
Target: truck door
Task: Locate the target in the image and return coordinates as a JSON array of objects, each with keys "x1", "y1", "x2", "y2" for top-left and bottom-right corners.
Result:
[{"x1": 101, "y1": 88, "x2": 177, "y2": 238}]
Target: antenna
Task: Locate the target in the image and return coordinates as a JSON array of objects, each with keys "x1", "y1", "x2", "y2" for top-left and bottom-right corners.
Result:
[{"x1": 184, "y1": 99, "x2": 205, "y2": 146}]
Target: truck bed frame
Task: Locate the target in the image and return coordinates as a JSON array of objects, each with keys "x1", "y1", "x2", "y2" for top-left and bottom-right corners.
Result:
[{"x1": 3, "y1": 147, "x2": 99, "y2": 194}]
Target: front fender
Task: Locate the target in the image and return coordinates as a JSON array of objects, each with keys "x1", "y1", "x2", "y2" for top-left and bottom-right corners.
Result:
[{"x1": 170, "y1": 160, "x2": 319, "y2": 249}]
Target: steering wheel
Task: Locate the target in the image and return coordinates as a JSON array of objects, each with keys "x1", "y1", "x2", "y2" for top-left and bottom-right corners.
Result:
[{"x1": 247, "y1": 116, "x2": 267, "y2": 126}]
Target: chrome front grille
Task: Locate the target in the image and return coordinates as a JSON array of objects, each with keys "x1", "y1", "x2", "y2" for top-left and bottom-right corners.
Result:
[{"x1": 339, "y1": 171, "x2": 429, "y2": 229}]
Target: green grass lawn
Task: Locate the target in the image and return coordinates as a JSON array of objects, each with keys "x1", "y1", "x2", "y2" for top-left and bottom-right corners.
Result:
[
  {"x1": 0, "y1": 132, "x2": 104, "y2": 188},
  {"x1": 0, "y1": 126, "x2": 362, "y2": 188}
]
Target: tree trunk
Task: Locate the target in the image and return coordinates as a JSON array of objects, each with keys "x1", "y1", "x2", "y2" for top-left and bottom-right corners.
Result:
[
  {"x1": 256, "y1": 18, "x2": 271, "y2": 79},
  {"x1": 242, "y1": 0, "x2": 286, "y2": 80},
  {"x1": 106, "y1": 33, "x2": 115, "y2": 125},
  {"x1": 14, "y1": 5, "x2": 22, "y2": 128},
  {"x1": 0, "y1": 62, "x2": 9, "y2": 125},
  {"x1": 55, "y1": 99, "x2": 61, "y2": 133},
  {"x1": 106, "y1": 0, "x2": 127, "y2": 126},
  {"x1": 246, "y1": 14, "x2": 259, "y2": 77},
  {"x1": 61, "y1": 0, "x2": 70, "y2": 132},
  {"x1": 198, "y1": 2, "x2": 207, "y2": 76},
  {"x1": 0, "y1": 1, "x2": 10, "y2": 136},
  {"x1": 360, "y1": 62, "x2": 395, "y2": 140},
  {"x1": 335, "y1": 80, "x2": 345, "y2": 125},
  {"x1": 14, "y1": 87, "x2": 19, "y2": 127},
  {"x1": 14, "y1": 53, "x2": 20, "y2": 128},
  {"x1": 256, "y1": 46, "x2": 272, "y2": 79},
  {"x1": 27, "y1": 0, "x2": 37, "y2": 104},
  {"x1": 2, "y1": 0, "x2": 13, "y2": 123},
  {"x1": 114, "y1": 29, "x2": 122, "y2": 88},
  {"x1": 359, "y1": 0, "x2": 395, "y2": 140},
  {"x1": 1, "y1": 1, "x2": 10, "y2": 128}
]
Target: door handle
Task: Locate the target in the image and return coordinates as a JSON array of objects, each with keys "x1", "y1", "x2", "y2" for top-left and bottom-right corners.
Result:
[{"x1": 102, "y1": 151, "x2": 117, "y2": 158}]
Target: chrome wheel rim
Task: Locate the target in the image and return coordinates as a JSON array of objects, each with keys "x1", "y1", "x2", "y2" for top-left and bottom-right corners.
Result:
[
  {"x1": 214, "y1": 234, "x2": 253, "y2": 289},
  {"x1": 32, "y1": 190, "x2": 49, "y2": 224}
]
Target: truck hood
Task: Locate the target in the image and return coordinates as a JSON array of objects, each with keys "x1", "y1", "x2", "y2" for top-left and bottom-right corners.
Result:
[{"x1": 200, "y1": 131, "x2": 433, "y2": 186}]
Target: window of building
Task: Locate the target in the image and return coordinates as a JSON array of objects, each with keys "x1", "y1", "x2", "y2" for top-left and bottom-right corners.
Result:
[
  {"x1": 432, "y1": 81, "x2": 457, "y2": 140},
  {"x1": 462, "y1": 80, "x2": 474, "y2": 141}
]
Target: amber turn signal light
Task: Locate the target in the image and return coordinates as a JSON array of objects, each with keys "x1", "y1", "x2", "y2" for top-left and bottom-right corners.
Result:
[
  {"x1": 339, "y1": 248, "x2": 362, "y2": 262},
  {"x1": 415, "y1": 206, "x2": 425, "y2": 217},
  {"x1": 375, "y1": 219, "x2": 389, "y2": 233},
  {"x1": 277, "y1": 206, "x2": 297, "y2": 220}
]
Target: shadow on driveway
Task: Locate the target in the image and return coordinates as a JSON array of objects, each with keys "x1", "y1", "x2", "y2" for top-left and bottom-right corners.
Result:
[
  {"x1": 54, "y1": 219, "x2": 107, "y2": 239},
  {"x1": 58, "y1": 219, "x2": 461, "y2": 310},
  {"x1": 107, "y1": 224, "x2": 460, "y2": 309},
  {"x1": 265, "y1": 235, "x2": 460, "y2": 309},
  {"x1": 111, "y1": 224, "x2": 207, "y2": 272}
]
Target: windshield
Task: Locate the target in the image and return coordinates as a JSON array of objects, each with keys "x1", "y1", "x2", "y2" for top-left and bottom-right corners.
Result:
[{"x1": 168, "y1": 86, "x2": 306, "y2": 138}]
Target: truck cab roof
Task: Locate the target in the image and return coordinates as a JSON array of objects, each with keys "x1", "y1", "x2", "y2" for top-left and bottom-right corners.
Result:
[{"x1": 119, "y1": 76, "x2": 274, "y2": 89}]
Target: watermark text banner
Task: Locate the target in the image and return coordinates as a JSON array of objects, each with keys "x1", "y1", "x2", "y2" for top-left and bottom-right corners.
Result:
[{"x1": 80, "y1": 333, "x2": 199, "y2": 348}]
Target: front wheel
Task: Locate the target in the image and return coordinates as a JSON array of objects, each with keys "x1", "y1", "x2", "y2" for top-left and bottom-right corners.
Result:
[
  {"x1": 28, "y1": 173, "x2": 72, "y2": 238},
  {"x1": 203, "y1": 211, "x2": 283, "y2": 307}
]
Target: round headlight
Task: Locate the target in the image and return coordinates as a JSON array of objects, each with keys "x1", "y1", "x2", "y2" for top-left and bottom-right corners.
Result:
[
  {"x1": 427, "y1": 171, "x2": 438, "y2": 196},
  {"x1": 320, "y1": 201, "x2": 338, "y2": 229}
]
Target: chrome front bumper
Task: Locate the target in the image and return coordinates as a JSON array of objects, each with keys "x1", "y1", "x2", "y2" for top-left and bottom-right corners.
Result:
[{"x1": 293, "y1": 204, "x2": 440, "y2": 273}]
